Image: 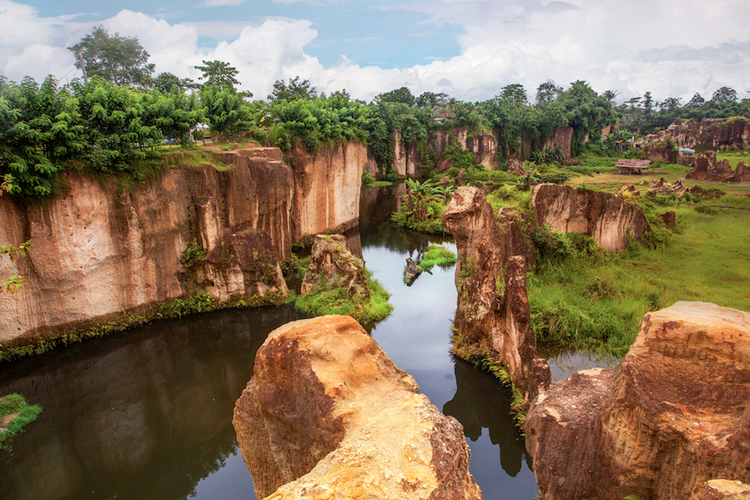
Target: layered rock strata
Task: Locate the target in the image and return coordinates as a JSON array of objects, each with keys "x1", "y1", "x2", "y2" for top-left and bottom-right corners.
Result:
[
  {"x1": 232, "y1": 315, "x2": 483, "y2": 500},
  {"x1": 532, "y1": 183, "x2": 650, "y2": 252},
  {"x1": 442, "y1": 187, "x2": 549, "y2": 404},
  {"x1": 526, "y1": 301, "x2": 750, "y2": 500}
]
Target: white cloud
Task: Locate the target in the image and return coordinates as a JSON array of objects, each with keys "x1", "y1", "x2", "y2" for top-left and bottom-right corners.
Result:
[
  {"x1": 200, "y1": 0, "x2": 246, "y2": 7},
  {"x1": 1, "y1": 0, "x2": 749, "y2": 104}
]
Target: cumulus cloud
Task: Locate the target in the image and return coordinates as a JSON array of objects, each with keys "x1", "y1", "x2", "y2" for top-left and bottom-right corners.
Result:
[{"x1": 1, "y1": 0, "x2": 749, "y2": 104}]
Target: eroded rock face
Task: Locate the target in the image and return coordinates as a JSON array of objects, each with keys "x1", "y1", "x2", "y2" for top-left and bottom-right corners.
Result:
[
  {"x1": 686, "y1": 151, "x2": 750, "y2": 183},
  {"x1": 233, "y1": 315, "x2": 483, "y2": 500},
  {"x1": 300, "y1": 234, "x2": 369, "y2": 298},
  {"x1": 0, "y1": 148, "x2": 293, "y2": 346},
  {"x1": 442, "y1": 187, "x2": 549, "y2": 404},
  {"x1": 526, "y1": 301, "x2": 750, "y2": 500},
  {"x1": 286, "y1": 141, "x2": 367, "y2": 242},
  {"x1": 667, "y1": 118, "x2": 750, "y2": 151},
  {"x1": 532, "y1": 183, "x2": 650, "y2": 252}
]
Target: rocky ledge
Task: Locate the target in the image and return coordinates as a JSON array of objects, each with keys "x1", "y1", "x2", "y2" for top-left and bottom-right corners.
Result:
[
  {"x1": 525, "y1": 301, "x2": 750, "y2": 500},
  {"x1": 233, "y1": 315, "x2": 483, "y2": 500}
]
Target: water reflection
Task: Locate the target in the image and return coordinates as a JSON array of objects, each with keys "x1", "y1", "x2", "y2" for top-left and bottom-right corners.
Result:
[{"x1": 0, "y1": 306, "x2": 306, "y2": 500}]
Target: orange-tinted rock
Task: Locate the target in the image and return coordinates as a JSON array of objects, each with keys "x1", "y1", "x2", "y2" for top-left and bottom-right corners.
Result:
[
  {"x1": 442, "y1": 187, "x2": 549, "y2": 404},
  {"x1": 643, "y1": 139, "x2": 676, "y2": 163},
  {"x1": 0, "y1": 149, "x2": 293, "y2": 347},
  {"x1": 286, "y1": 141, "x2": 367, "y2": 241},
  {"x1": 233, "y1": 315, "x2": 483, "y2": 500},
  {"x1": 692, "y1": 479, "x2": 750, "y2": 500},
  {"x1": 526, "y1": 302, "x2": 750, "y2": 500},
  {"x1": 532, "y1": 183, "x2": 650, "y2": 252},
  {"x1": 658, "y1": 211, "x2": 676, "y2": 229},
  {"x1": 542, "y1": 126, "x2": 574, "y2": 159}
]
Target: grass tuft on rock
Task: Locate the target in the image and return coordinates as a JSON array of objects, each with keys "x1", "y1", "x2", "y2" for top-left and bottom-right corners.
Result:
[
  {"x1": 0, "y1": 393, "x2": 42, "y2": 451},
  {"x1": 294, "y1": 276, "x2": 393, "y2": 326}
]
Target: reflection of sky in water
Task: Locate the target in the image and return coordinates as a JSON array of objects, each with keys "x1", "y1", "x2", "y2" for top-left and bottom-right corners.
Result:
[{"x1": 547, "y1": 351, "x2": 620, "y2": 382}]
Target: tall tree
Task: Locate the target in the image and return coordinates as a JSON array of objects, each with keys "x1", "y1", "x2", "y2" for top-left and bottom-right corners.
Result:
[
  {"x1": 685, "y1": 93, "x2": 705, "y2": 108},
  {"x1": 711, "y1": 86, "x2": 738, "y2": 104},
  {"x1": 536, "y1": 80, "x2": 563, "y2": 105},
  {"x1": 267, "y1": 76, "x2": 317, "y2": 103},
  {"x1": 375, "y1": 87, "x2": 416, "y2": 106},
  {"x1": 68, "y1": 26, "x2": 154, "y2": 86},
  {"x1": 194, "y1": 60, "x2": 243, "y2": 94},
  {"x1": 642, "y1": 91, "x2": 654, "y2": 117},
  {"x1": 152, "y1": 72, "x2": 198, "y2": 94}
]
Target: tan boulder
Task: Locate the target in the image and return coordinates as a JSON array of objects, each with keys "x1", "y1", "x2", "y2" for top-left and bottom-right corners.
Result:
[
  {"x1": 442, "y1": 187, "x2": 549, "y2": 405},
  {"x1": 532, "y1": 183, "x2": 650, "y2": 252},
  {"x1": 233, "y1": 315, "x2": 483, "y2": 500},
  {"x1": 692, "y1": 479, "x2": 750, "y2": 500},
  {"x1": 526, "y1": 301, "x2": 750, "y2": 500}
]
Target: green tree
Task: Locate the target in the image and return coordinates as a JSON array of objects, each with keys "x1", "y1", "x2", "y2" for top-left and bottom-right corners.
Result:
[
  {"x1": 200, "y1": 88, "x2": 250, "y2": 140},
  {"x1": 536, "y1": 80, "x2": 563, "y2": 105},
  {"x1": 416, "y1": 92, "x2": 448, "y2": 109},
  {"x1": 152, "y1": 72, "x2": 197, "y2": 94},
  {"x1": 685, "y1": 93, "x2": 705, "y2": 108},
  {"x1": 375, "y1": 87, "x2": 416, "y2": 106},
  {"x1": 267, "y1": 76, "x2": 317, "y2": 103},
  {"x1": 194, "y1": 60, "x2": 243, "y2": 94},
  {"x1": 711, "y1": 86, "x2": 738, "y2": 104},
  {"x1": 642, "y1": 91, "x2": 654, "y2": 117},
  {"x1": 68, "y1": 26, "x2": 154, "y2": 86}
]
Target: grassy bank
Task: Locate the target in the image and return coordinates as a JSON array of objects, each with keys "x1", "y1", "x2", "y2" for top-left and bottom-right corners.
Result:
[
  {"x1": 529, "y1": 194, "x2": 750, "y2": 356},
  {"x1": 0, "y1": 394, "x2": 42, "y2": 451}
]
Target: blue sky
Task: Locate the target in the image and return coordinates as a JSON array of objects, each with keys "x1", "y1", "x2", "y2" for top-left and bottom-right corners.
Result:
[{"x1": 1, "y1": 0, "x2": 749, "y2": 103}]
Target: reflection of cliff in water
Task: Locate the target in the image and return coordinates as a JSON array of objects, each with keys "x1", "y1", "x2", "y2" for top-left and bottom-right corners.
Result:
[
  {"x1": 0, "y1": 306, "x2": 306, "y2": 500},
  {"x1": 443, "y1": 357, "x2": 532, "y2": 478},
  {"x1": 359, "y1": 183, "x2": 451, "y2": 256}
]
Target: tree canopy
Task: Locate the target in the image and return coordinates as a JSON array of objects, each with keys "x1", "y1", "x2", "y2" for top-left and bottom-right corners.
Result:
[
  {"x1": 268, "y1": 76, "x2": 318, "y2": 103},
  {"x1": 68, "y1": 27, "x2": 154, "y2": 87},
  {"x1": 194, "y1": 60, "x2": 242, "y2": 93}
]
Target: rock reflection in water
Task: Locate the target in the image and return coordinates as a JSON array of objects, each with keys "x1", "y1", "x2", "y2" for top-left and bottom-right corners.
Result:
[
  {"x1": 443, "y1": 358, "x2": 531, "y2": 477},
  {"x1": 0, "y1": 306, "x2": 306, "y2": 500}
]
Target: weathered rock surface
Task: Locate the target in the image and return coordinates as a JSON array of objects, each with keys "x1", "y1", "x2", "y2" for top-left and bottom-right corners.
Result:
[
  {"x1": 1, "y1": 143, "x2": 368, "y2": 351},
  {"x1": 658, "y1": 211, "x2": 676, "y2": 229},
  {"x1": 692, "y1": 479, "x2": 750, "y2": 500},
  {"x1": 643, "y1": 138, "x2": 676, "y2": 164},
  {"x1": 286, "y1": 141, "x2": 367, "y2": 241},
  {"x1": 667, "y1": 118, "x2": 750, "y2": 151},
  {"x1": 233, "y1": 315, "x2": 483, "y2": 500},
  {"x1": 300, "y1": 234, "x2": 369, "y2": 298},
  {"x1": 442, "y1": 187, "x2": 549, "y2": 404},
  {"x1": 532, "y1": 183, "x2": 650, "y2": 252},
  {"x1": 686, "y1": 151, "x2": 750, "y2": 183},
  {"x1": 542, "y1": 126, "x2": 574, "y2": 160},
  {"x1": 526, "y1": 301, "x2": 750, "y2": 500}
]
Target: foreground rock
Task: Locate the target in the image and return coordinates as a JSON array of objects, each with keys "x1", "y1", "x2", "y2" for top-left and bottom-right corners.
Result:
[
  {"x1": 233, "y1": 315, "x2": 483, "y2": 500},
  {"x1": 526, "y1": 302, "x2": 750, "y2": 500},
  {"x1": 532, "y1": 183, "x2": 650, "y2": 252},
  {"x1": 442, "y1": 187, "x2": 549, "y2": 405}
]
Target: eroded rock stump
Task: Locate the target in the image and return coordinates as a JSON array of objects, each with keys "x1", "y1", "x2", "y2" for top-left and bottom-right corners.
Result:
[
  {"x1": 233, "y1": 315, "x2": 483, "y2": 500},
  {"x1": 442, "y1": 187, "x2": 549, "y2": 405},
  {"x1": 525, "y1": 301, "x2": 750, "y2": 500},
  {"x1": 300, "y1": 234, "x2": 369, "y2": 298}
]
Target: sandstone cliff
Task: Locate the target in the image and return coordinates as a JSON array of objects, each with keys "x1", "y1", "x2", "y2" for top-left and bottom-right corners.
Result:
[
  {"x1": 233, "y1": 315, "x2": 483, "y2": 500},
  {"x1": 532, "y1": 183, "x2": 650, "y2": 252},
  {"x1": 285, "y1": 141, "x2": 367, "y2": 241},
  {"x1": 667, "y1": 118, "x2": 750, "y2": 150},
  {"x1": 0, "y1": 143, "x2": 367, "y2": 353},
  {"x1": 525, "y1": 302, "x2": 750, "y2": 500},
  {"x1": 442, "y1": 187, "x2": 549, "y2": 405}
]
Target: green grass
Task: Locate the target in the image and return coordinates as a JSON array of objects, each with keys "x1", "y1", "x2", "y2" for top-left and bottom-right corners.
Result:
[
  {"x1": 0, "y1": 394, "x2": 42, "y2": 450},
  {"x1": 716, "y1": 149, "x2": 750, "y2": 168},
  {"x1": 294, "y1": 276, "x2": 393, "y2": 326},
  {"x1": 530, "y1": 194, "x2": 750, "y2": 357},
  {"x1": 419, "y1": 244, "x2": 457, "y2": 270}
]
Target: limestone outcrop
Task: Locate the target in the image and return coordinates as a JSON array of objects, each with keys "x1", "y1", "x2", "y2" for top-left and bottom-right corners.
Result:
[
  {"x1": 232, "y1": 315, "x2": 483, "y2": 500},
  {"x1": 0, "y1": 143, "x2": 368, "y2": 352},
  {"x1": 666, "y1": 118, "x2": 750, "y2": 151},
  {"x1": 286, "y1": 141, "x2": 367, "y2": 241},
  {"x1": 532, "y1": 183, "x2": 650, "y2": 252},
  {"x1": 300, "y1": 234, "x2": 368, "y2": 298},
  {"x1": 442, "y1": 187, "x2": 549, "y2": 405},
  {"x1": 525, "y1": 302, "x2": 750, "y2": 500},
  {"x1": 686, "y1": 151, "x2": 750, "y2": 183},
  {"x1": 643, "y1": 138, "x2": 676, "y2": 164}
]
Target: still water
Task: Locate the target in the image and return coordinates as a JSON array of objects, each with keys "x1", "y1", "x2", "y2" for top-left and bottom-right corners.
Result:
[{"x1": 1, "y1": 184, "x2": 541, "y2": 499}]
